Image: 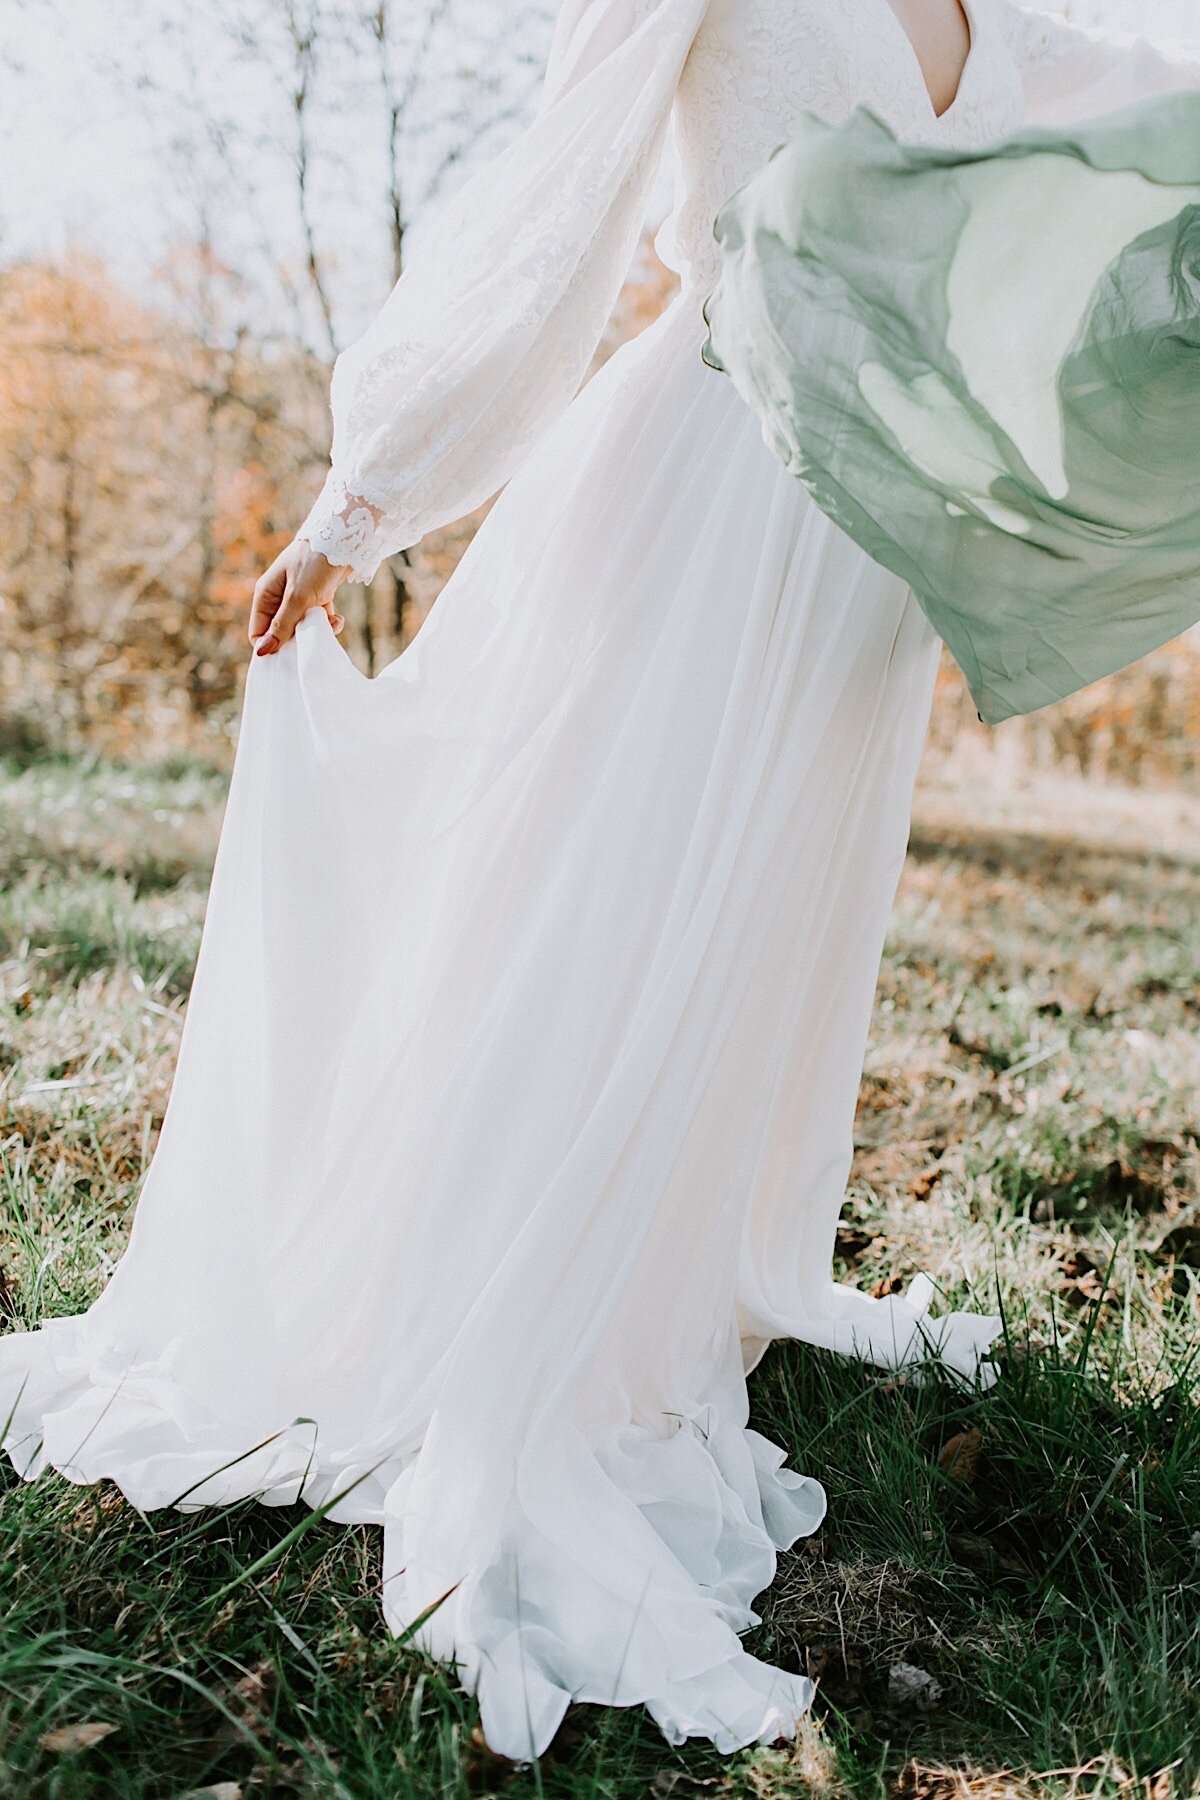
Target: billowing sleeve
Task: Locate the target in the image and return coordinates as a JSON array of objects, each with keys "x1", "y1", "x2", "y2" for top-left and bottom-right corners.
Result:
[
  {"x1": 297, "y1": 0, "x2": 709, "y2": 583},
  {"x1": 999, "y1": 2, "x2": 1200, "y2": 127}
]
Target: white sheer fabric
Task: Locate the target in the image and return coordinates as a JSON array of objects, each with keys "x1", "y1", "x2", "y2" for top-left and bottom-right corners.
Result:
[
  {"x1": 297, "y1": 0, "x2": 709, "y2": 580},
  {"x1": 997, "y1": 2, "x2": 1200, "y2": 126},
  {"x1": 5, "y1": 0, "x2": 1198, "y2": 1763}
]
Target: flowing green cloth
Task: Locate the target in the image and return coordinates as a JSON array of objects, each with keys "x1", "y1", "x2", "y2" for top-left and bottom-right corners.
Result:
[{"x1": 702, "y1": 93, "x2": 1200, "y2": 724}]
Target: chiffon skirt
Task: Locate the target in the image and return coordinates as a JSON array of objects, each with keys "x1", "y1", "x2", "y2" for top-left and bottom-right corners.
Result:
[{"x1": 0, "y1": 292, "x2": 999, "y2": 1758}]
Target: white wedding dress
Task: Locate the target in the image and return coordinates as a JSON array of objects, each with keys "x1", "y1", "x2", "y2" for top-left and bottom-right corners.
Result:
[{"x1": 3, "y1": 0, "x2": 1195, "y2": 1761}]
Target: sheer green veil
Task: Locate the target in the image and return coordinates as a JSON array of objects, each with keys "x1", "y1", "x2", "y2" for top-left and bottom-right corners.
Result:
[{"x1": 702, "y1": 92, "x2": 1200, "y2": 724}]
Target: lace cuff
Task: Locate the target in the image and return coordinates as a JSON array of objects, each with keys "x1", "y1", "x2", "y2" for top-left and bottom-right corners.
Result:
[
  {"x1": 295, "y1": 0, "x2": 706, "y2": 586},
  {"x1": 297, "y1": 471, "x2": 412, "y2": 585}
]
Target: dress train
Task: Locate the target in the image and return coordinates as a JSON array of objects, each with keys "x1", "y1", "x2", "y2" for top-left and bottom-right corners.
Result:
[{"x1": 1, "y1": 297, "x2": 998, "y2": 1755}]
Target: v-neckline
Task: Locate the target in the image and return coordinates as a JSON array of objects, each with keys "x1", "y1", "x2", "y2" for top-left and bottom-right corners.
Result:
[{"x1": 878, "y1": 0, "x2": 978, "y2": 122}]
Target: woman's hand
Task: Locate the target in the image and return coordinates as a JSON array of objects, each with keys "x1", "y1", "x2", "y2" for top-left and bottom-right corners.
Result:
[{"x1": 249, "y1": 538, "x2": 350, "y2": 657}]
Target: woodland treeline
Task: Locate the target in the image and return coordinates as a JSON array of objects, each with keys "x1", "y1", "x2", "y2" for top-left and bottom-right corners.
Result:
[
  {"x1": 0, "y1": 0, "x2": 555, "y2": 757},
  {"x1": 2, "y1": 0, "x2": 1197, "y2": 785},
  {"x1": 0, "y1": 238, "x2": 669, "y2": 762}
]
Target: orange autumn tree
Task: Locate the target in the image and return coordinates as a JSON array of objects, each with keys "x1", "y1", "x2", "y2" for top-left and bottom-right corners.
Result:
[
  {"x1": 1, "y1": 245, "x2": 1196, "y2": 784},
  {"x1": 0, "y1": 252, "x2": 316, "y2": 756}
]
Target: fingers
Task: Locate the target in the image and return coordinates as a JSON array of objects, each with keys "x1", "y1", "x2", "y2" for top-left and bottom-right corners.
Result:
[
  {"x1": 250, "y1": 540, "x2": 351, "y2": 656},
  {"x1": 252, "y1": 589, "x2": 343, "y2": 658},
  {"x1": 255, "y1": 584, "x2": 310, "y2": 656},
  {"x1": 249, "y1": 557, "x2": 288, "y2": 645}
]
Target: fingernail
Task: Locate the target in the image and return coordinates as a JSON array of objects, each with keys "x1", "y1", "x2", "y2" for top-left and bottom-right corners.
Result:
[{"x1": 255, "y1": 632, "x2": 277, "y2": 657}]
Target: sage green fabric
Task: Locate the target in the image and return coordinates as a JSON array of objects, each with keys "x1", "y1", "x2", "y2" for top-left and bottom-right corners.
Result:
[{"x1": 702, "y1": 93, "x2": 1200, "y2": 724}]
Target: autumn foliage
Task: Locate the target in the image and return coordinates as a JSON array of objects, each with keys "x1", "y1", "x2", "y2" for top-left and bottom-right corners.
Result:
[
  {"x1": 1, "y1": 244, "x2": 1197, "y2": 786},
  {"x1": 0, "y1": 251, "x2": 324, "y2": 758}
]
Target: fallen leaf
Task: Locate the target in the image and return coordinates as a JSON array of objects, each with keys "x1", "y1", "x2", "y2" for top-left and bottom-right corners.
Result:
[
  {"x1": 805, "y1": 1638, "x2": 867, "y2": 1704},
  {"x1": 39, "y1": 1721, "x2": 119, "y2": 1754},
  {"x1": 908, "y1": 1165, "x2": 943, "y2": 1201},
  {"x1": 210, "y1": 1659, "x2": 274, "y2": 1752},
  {"x1": 465, "y1": 1723, "x2": 522, "y2": 1790},
  {"x1": 949, "y1": 1529, "x2": 1031, "y2": 1579},
  {"x1": 937, "y1": 1428, "x2": 982, "y2": 1487},
  {"x1": 1060, "y1": 1248, "x2": 1117, "y2": 1308},
  {"x1": 870, "y1": 1273, "x2": 905, "y2": 1299},
  {"x1": 1159, "y1": 1223, "x2": 1200, "y2": 1268},
  {"x1": 231, "y1": 1660, "x2": 271, "y2": 1712},
  {"x1": 887, "y1": 1662, "x2": 944, "y2": 1711},
  {"x1": 948, "y1": 1530, "x2": 993, "y2": 1571},
  {"x1": 835, "y1": 1223, "x2": 875, "y2": 1261}
]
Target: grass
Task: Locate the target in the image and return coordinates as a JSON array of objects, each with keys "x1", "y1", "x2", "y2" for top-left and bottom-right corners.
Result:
[{"x1": 1, "y1": 745, "x2": 1198, "y2": 1799}]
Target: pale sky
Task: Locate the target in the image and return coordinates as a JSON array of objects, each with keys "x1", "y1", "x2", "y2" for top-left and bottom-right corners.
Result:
[
  {"x1": 2, "y1": 0, "x2": 1197, "y2": 344},
  {"x1": 1, "y1": 0, "x2": 556, "y2": 345}
]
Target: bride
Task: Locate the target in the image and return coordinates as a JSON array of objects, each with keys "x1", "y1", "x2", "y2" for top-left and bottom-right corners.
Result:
[{"x1": 4, "y1": 0, "x2": 1197, "y2": 1762}]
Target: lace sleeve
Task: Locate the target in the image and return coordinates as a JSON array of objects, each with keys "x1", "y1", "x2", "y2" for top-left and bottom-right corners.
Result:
[
  {"x1": 998, "y1": 2, "x2": 1200, "y2": 128},
  {"x1": 298, "y1": 0, "x2": 710, "y2": 583}
]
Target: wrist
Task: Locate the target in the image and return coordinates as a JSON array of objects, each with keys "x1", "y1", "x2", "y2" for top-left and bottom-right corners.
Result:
[{"x1": 295, "y1": 536, "x2": 351, "y2": 584}]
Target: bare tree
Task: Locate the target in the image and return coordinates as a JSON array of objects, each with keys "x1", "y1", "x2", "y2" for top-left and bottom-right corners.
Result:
[
  {"x1": 106, "y1": 0, "x2": 554, "y2": 670},
  {"x1": 349, "y1": 0, "x2": 551, "y2": 657},
  {"x1": 281, "y1": 0, "x2": 341, "y2": 359},
  {"x1": 1, "y1": 0, "x2": 556, "y2": 721}
]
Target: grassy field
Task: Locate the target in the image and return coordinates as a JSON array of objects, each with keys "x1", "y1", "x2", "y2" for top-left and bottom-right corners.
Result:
[{"x1": 1, "y1": 741, "x2": 1198, "y2": 1800}]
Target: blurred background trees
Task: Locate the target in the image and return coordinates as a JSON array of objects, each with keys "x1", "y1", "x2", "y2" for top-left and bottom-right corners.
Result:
[
  {"x1": 0, "y1": 0, "x2": 555, "y2": 755},
  {"x1": 0, "y1": 0, "x2": 1197, "y2": 784}
]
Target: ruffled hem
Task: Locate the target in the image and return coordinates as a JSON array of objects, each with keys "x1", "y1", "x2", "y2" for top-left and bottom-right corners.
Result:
[
  {"x1": 739, "y1": 1272, "x2": 1004, "y2": 1388},
  {"x1": 0, "y1": 1313, "x2": 826, "y2": 1759},
  {"x1": 0, "y1": 1277, "x2": 998, "y2": 1759}
]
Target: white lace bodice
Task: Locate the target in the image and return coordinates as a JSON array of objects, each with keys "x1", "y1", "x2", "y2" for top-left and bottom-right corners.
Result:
[
  {"x1": 663, "y1": 0, "x2": 1023, "y2": 290},
  {"x1": 298, "y1": 0, "x2": 1200, "y2": 582}
]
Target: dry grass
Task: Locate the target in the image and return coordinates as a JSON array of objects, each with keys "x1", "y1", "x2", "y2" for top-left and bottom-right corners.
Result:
[{"x1": 0, "y1": 743, "x2": 1198, "y2": 1798}]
